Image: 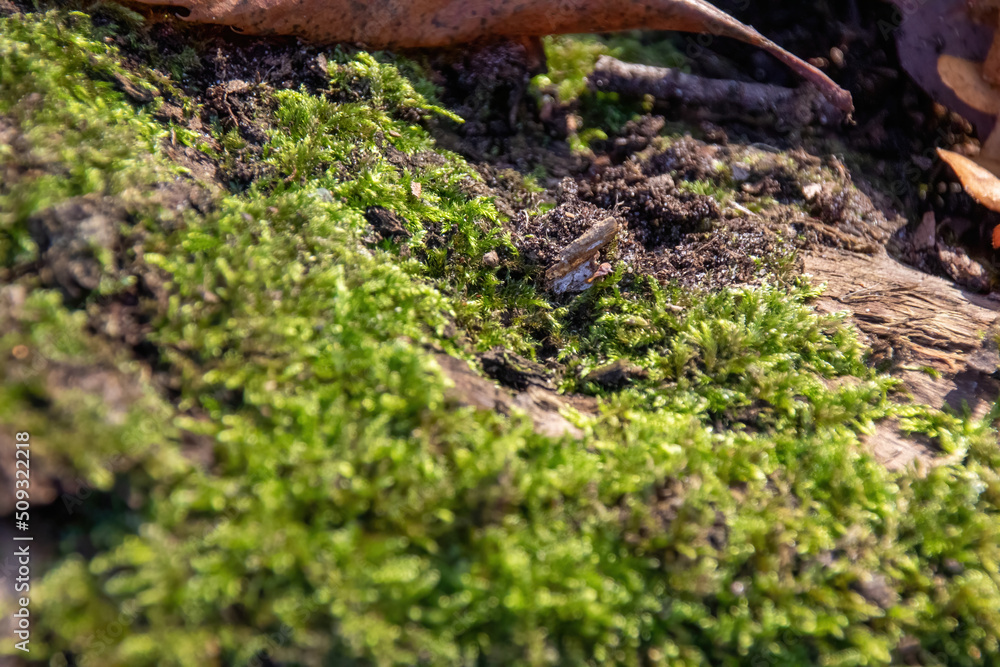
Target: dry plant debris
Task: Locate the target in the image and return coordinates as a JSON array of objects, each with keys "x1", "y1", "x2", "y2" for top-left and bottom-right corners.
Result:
[
  {"x1": 125, "y1": 0, "x2": 852, "y2": 112},
  {"x1": 896, "y1": 0, "x2": 1000, "y2": 247},
  {"x1": 544, "y1": 216, "x2": 620, "y2": 294},
  {"x1": 590, "y1": 55, "x2": 849, "y2": 126}
]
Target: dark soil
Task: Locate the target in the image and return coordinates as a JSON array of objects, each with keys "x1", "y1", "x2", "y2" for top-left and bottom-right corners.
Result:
[
  {"x1": 425, "y1": 0, "x2": 999, "y2": 291},
  {"x1": 710, "y1": 0, "x2": 998, "y2": 283}
]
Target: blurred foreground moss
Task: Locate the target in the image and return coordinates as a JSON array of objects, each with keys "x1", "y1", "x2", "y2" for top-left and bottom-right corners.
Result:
[{"x1": 0, "y1": 9, "x2": 998, "y2": 667}]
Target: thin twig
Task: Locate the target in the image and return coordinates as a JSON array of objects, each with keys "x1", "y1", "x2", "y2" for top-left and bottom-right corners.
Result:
[{"x1": 589, "y1": 55, "x2": 849, "y2": 127}]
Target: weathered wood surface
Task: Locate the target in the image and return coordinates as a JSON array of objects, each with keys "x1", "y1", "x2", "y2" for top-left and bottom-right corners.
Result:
[
  {"x1": 434, "y1": 354, "x2": 597, "y2": 440},
  {"x1": 805, "y1": 248, "x2": 1000, "y2": 470}
]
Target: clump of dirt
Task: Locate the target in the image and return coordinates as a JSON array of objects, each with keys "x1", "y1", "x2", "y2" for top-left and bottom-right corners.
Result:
[
  {"x1": 802, "y1": 171, "x2": 899, "y2": 244},
  {"x1": 28, "y1": 196, "x2": 125, "y2": 300},
  {"x1": 479, "y1": 346, "x2": 557, "y2": 390},
  {"x1": 425, "y1": 40, "x2": 580, "y2": 175},
  {"x1": 642, "y1": 135, "x2": 726, "y2": 183},
  {"x1": 364, "y1": 206, "x2": 412, "y2": 242},
  {"x1": 646, "y1": 218, "x2": 800, "y2": 289},
  {"x1": 510, "y1": 150, "x2": 798, "y2": 292},
  {"x1": 517, "y1": 126, "x2": 887, "y2": 291},
  {"x1": 572, "y1": 162, "x2": 719, "y2": 249},
  {"x1": 592, "y1": 115, "x2": 668, "y2": 164}
]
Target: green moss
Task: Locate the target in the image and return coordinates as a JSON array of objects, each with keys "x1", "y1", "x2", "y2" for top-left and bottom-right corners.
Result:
[
  {"x1": 1, "y1": 9, "x2": 999, "y2": 667},
  {"x1": 0, "y1": 10, "x2": 187, "y2": 266},
  {"x1": 533, "y1": 34, "x2": 685, "y2": 105},
  {"x1": 0, "y1": 289, "x2": 180, "y2": 486},
  {"x1": 677, "y1": 179, "x2": 734, "y2": 205}
]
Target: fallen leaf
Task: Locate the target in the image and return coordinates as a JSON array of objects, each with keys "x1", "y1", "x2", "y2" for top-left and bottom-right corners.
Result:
[
  {"x1": 938, "y1": 148, "x2": 1000, "y2": 247},
  {"x1": 938, "y1": 149, "x2": 1000, "y2": 211},
  {"x1": 938, "y1": 54, "x2": 1000, "y2": 114},
  {"x1": 894, "y1": 0, "x2": 995, "y2": 138},
  {"x1": 893, "y1": 0, "x2": 1000, "y2": 249},
  {"x1": 127, "y1": 0, "x2": 851, "y2": 111}
]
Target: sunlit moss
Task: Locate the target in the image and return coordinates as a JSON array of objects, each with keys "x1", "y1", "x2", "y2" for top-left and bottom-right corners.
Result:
[{"x1": 1, "y1": 9, "x2": 998, "y2": 667}]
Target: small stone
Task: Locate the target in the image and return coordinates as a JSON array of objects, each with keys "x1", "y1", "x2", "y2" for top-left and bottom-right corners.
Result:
[
  {"x1": 938, "y1": 243, "x2": 989, "y2": 292},
  {"x1": 829, "y1": 46, "x2": 845, "y2": 68},
  {"x1": 852, "y1": 572, "x2": 897, "y2": 610},
  {"x1": 802, "y1": 182, "x2": 823, "y2": 200},
  {"x1": 482, "y1": 250, "x2": 500, "y2": 268},
  {"x1": 943, "y1": 558, "x2": 964, "y2": 575},
  {"x1": 223, "y1": 79, "x2": 250, "y2": 95},
  {"x1": 731, "y1": 164, "x2": 750, "y2": 182},
  {"x1": 310, "y1": 187, "x2": 334, "y2": 203}
]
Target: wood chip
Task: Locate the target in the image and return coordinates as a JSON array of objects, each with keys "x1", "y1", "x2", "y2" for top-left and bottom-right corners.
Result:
[{"x1": 544, "y1": 217, "x2": 619, "y2": 294}]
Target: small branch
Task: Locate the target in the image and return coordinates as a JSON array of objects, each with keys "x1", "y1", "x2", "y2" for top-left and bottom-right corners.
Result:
[{"x1": 588, "y1": 55, "x2": 849, "y2": 127}]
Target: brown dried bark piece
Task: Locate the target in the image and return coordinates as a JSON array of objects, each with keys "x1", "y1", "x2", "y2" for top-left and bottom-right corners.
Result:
[
  {"x1": 126, "y1": 0, "x2": 852, "y2": 112},
  {"x1": 544, "y1": 216, "x2": 620, "y2": 294}
]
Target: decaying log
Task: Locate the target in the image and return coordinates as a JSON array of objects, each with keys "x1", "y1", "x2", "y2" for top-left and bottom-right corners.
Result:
[{"x1": 805, "y1": 248, "x2": 999, "y2": 471}]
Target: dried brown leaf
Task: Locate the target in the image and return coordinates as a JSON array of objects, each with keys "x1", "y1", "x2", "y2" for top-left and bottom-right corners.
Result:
[
  {"x1": 894, "y1": 0, "x2": 996, "y2": 138},
  {"x1": 937, "y1": 54, "x2": 1000, "y2": 114},
  {"x1": 983, "y1": 31, "x2": 1000, "y2": 85},
  {"x1": 937, "y1": 149, "x2": 1000, "y2": 249},
  {"x1": 938, "y1": 148, "x2": 1000, "y2": 207}
]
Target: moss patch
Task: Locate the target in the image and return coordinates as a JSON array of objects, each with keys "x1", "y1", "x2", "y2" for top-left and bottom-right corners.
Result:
[{"x1": 0, "y1": 9, "x2": 998, "y2": 667}]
